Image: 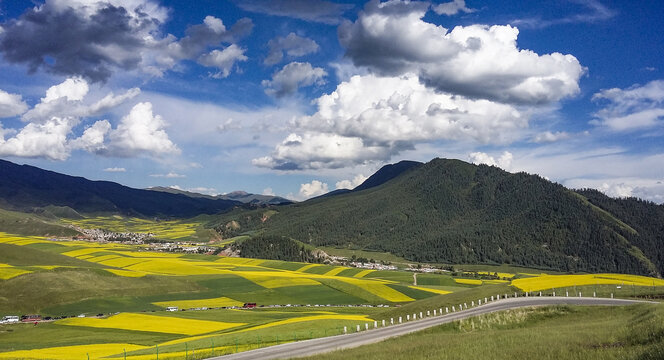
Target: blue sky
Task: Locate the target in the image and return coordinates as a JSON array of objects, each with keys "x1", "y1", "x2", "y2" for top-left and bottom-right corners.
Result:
[{"x1": 0, "y1": 0, "x2": 662, "y2": 202}]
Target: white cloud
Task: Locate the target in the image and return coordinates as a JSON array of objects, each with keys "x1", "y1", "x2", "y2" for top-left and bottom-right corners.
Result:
[
  {"x1": 469, "y1": 151, "x2": 513, "y2": 171},
  {"x1": 0, "y1": 77, "x2": 146, "y2": 160},
  {"x1": 106, "y1": 102, "x2": 180, "y2": 157},
  {"x1": 531, "y1": 131, "x2": 570, "y2": 143},
  {"x1": 298, "y1": 180, "x2": 329, "y2": 199},
  {"x1": 203, "y1": 15, "x2": 226, "y2": 33},
  {"x1": 265, "y1": 33, "x2": 320, "y2": 65},
  {"x1": 0, "y1": 89, "x2": 28, "y2": 118},
  {"x1": 262, "y1": 187, "x2": 275, "y2": 196},
  {"x1": 0, "y1": 116, "x2": 74, "y2": 160},
  {"x1": 335, "y1": 174, "x2": 367, "y2": 190},
  {"x1": 564, "y1": 177, "x2": 664, "y2": 204},
  {"x1": 103, "y1": 167, "x2": 126, "y2": 172},
  {"x1": 256, "y1": 74, "x2": 526, "y2": 170},
  {"x1": 43, "y1": 77, "x2": 89, "y2": 103},
  {"x1": 198, "y1": 44, "x2": 248, "y2": 79},
  {"x1": 253, "y1": 132, "x2": 406, "y2": 170},
  {"x1": 433, "y1": 0, "x2": 475, "y2": 16},
  {"x1": 69, "y1": 120, "x2": 111, "y2": 152},
  {"x1": 22, "y1": 78, "x2": 140, "y2": 123},
  {"x1": 262, "y1": 62, "x2": 327, "y2": 97},
  {"x1": 591, "y1": 80, "x2": 664, "y2": 131},
  {"x1": 150, "y1": 172, "x2": 186, "y2": 178},
  {"x1": 339, "y1": 0, "x2": 584, "y2": 105}
]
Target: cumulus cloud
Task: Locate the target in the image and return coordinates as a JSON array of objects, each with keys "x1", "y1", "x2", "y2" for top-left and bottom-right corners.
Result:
[
  {"x1": 433, "y1": 0, "x2": 475, "y2": 16},
  {"x1": 103, "y1": 167, "x2": 126, "y2": 172},
  {"x1": 0, "y1": 116, "x2": 73, "y2": 160},
  {"x1": 564, "y1": 177, "x2": 664, "y2": 204},
  {"x1": 22, "y1": 77, "x2": 141, "y2": 123},
  {"x1": 262, "y1": 187, "x2": 275, "y2": 196},
  {"x1": 469, "y1": 151, "x2": 513, "y2": 171},
  {"x1": 262, "y1": 62, "x2": 327, "y2": 97},
  {"x1": 299, "y1": 180, "x2": 329, "y2": 199},
  {"x1": 338, "y1": 0, "x2": 584, "y2": 105},
  {"x1": 265, "y1": 33, "x2": 319, "y2": 65},
  {"x1": 150, "y1": 172, "x2": 185, "y2": 178},
  {"x1": 105, "y1": 102, "x2": 179, "y2": 157},
  {"x1": 335, "y1": 174, "x2": 367, "y2": 190},
  {"x1": 0, "y1": 77, "x2": 150, "y2": 160},
  {"x1": 0, "y1": 89, "x2": 28, "y2": 118},
  {"x1": 256, "y1": 73, "x2": 530, "y2": 170},
  {"x1": 234, "y1": 0, "x2": 354, "y2": 24},
  {"x1": 69, "y1": 119, "x2": 111, "y2": 152},
  {"x1": 591, "y1": 80, "x2": 664, "y2": 132},
  {"x1": 531, "y1": 131, "x2": 570, "y2": 143},
  {"x1": 198, "y1": 44, "x2": 248, "y2": 79},
  {"x1": 0, "y1": 1, "x2": 252, "y2": 81}
]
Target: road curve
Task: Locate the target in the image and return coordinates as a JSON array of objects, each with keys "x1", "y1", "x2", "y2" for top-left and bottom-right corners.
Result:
[{"x1": 205, "y1": 297, "x2": 655, "y2": 360}]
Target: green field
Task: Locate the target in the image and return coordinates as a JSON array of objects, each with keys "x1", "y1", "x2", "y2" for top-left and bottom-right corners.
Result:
[
  {"x1": 293, "y1": 304, "x2": 664, "y2": 360},
  {"x1": 1, "y1": 229, "x2": 663, "y2": 359}
]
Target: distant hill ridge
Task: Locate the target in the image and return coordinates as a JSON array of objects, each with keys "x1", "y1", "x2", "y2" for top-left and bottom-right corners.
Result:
[
  {"x1": 0, "y1": 159, "x2": 241, "y2": 218},
  {"x1": 214, "y1": 158, "x2": 664, "y2": 277},
  {"x1": 147, "y1": 187, "x2": 293, "y2": 205}
]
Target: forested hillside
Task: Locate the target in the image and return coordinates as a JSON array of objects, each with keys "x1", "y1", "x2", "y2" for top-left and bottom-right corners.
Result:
[{"x1": 214, "y1": 158, "x2": 662, "y2": 276}]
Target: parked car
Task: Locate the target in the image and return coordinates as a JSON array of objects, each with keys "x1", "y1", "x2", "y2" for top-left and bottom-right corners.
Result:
[{"x1": 1, "y1": 316, "x2": 19, "y2": 324}]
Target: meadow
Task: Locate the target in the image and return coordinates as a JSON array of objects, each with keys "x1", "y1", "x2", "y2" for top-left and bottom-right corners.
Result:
[{"x1": 1, "y1": 228, "x2": 663, "y2": 360}]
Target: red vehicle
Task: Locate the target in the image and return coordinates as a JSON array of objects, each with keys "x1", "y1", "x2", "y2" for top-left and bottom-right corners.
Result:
[
  {"x1": 243, "y1": 303, "x2": 257, "y2": 309},
  {"x1": 21, "y1": 314, "x2": 41, "y2": 322}
]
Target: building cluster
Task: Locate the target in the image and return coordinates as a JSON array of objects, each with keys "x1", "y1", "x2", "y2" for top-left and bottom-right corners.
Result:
[
  {"x1": 147, "y1": 242, "x2": 211, "y2": 253},
  {"x1": 74, "y1": 228, "x2": 152, "y2": 244},
  {"x1": 349, "y1": 261, "x2": 397, "y2": 271}
]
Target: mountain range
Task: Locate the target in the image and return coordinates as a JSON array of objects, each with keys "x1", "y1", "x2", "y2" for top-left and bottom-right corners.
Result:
[
  {"x1": 0, "y1": 157, "x2": 662, "y2": 277},
  {"x1": 0, "y1": 159, "x2": 241, "y2": 218},
  {"x1": 213, "y1": 158, "x2": 664, "y2": 277}
]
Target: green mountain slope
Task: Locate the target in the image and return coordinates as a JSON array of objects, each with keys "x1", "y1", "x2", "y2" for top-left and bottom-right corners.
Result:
[{"x1": 214, "y1": 158, "x2": 662, "y2": 276}]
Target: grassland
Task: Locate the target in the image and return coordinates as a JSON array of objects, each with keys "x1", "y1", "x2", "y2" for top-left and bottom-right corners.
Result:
[
  {"x1": 292, "y1": 305, "x2": 664, "y2": 360},
  {"x1": 1, "y1": 228, "x2": 663, "y2": 359}
]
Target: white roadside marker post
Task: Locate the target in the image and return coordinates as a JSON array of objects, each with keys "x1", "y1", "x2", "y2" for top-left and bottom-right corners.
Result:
[
  {"x1": 399, "y1": 317, "x2": 402, "y2": 324},
  {"x1": 356, "y1": 325, "x2": 360, "y2": 332},
  {"x1": 344, "y1": 326, "x2": 347, "y2": 334},
  {"x1": 446, "y1": 307, "x2": 449, "y2": 314}
]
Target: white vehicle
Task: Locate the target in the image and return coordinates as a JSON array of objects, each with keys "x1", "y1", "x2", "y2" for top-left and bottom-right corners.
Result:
[
  {"x1": 166, "y1": 307, "x2": 178, "y2": 312},
  {"x1": 1, "y1": 316, "x2": 19, "y2": 324}
]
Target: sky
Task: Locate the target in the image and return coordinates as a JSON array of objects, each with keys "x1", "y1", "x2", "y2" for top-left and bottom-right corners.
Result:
[{"x1": 0, "y1": 0, "x2": 662, "y2": 202}]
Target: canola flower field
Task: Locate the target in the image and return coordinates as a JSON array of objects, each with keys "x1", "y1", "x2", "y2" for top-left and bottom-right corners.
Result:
[
  {"x1": 61, "y1": 216, "x2": 203, "y2": 240},
  {"x1": 1, "y1": 230, "x2": 664, "y2": 359}
]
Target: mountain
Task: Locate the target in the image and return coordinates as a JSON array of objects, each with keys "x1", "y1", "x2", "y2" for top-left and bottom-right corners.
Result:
[
  {"x1": 213, "y1": 158, "x2": 663, "y2": 276},
  {"x1": 354, "y1": 160, "x2": 423, "y2": 191},
  {"x1": 311, "y1": 160, "x2": 423, "y2": 200},
  {"x1": 148, "y1": 187, "x2": 293, "y2": 205},
  {"x1": 0, "y1": 159, "x2": 241, "y2": 218}
]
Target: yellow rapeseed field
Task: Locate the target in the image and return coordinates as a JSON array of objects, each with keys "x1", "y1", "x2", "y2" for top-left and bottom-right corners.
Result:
[
  {"x1": 105, "y1": 268, "x2": 147, "y2": 277},
  {"x1": 354, "y1": 270, "x2": 375, "y2": 278},
  {"x1": 153, "y1": 296, "x2": 243, "y2": 309},
  {"x1": 0, "y1": 343, "x2": 148, "y2": 360},
  {"x1": 296, "y1": 263, "x2": 321, "y2": 272},
  {"x1": 235, "y1": 271, "x2": 321, "y2": 288},
  {"x1": 323, "y1": 267, "x2": 347, "y2": 276},
  {"x1": 0, "y1": 264, "x2": 32, "y2": 280},
  {"x1": 335, "y1": 277, "x2": 414, "y2": 302},
  {"x1": 478, "y1": 271, "x2": 515, "y2": 278},
  {"x1": 512, "y1": 273, "x2": 664, "y2": 292},
  {"x1": 58, "y1": 313, "x2": 244, "y2": 335},
  {"x1": 455, "y1": 278, "x2": 483, "y2": 285},
  {"x1": 408, "y1": 286, "x2": 452, "y2": 295}
]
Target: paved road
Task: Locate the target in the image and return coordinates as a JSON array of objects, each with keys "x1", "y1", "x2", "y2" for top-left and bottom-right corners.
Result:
[{"x1": 205, "y1": 297, "x2": 655, "y2": 360}]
